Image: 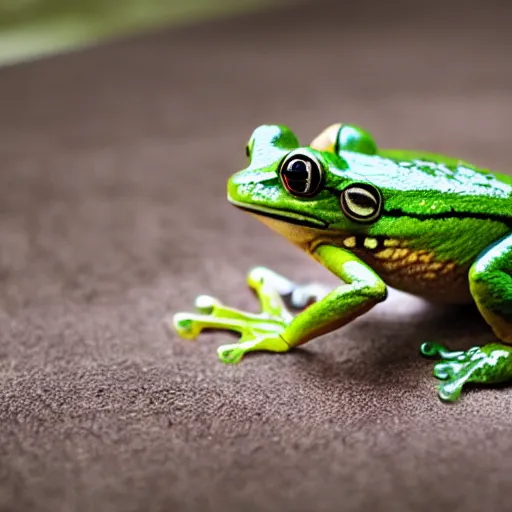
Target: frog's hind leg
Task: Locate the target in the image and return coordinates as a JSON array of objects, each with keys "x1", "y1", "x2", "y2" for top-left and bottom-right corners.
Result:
[
  {"x1": 470, "y1": 234, "x2": 512, "y2": 343},
  {"x1": 421, "y1": 342, "x2": 512, "y2": 401},
  {"x1": 422, "y1": 233, "x2": 512, "y2": 401}
]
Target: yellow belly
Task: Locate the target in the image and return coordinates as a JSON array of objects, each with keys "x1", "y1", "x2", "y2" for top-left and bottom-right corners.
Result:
[
  {"x1": 361, "y1": 250, "x2": 471, "y2": 303},
  {"x1": 255, "y1": 214, "x2": 472, "y2": 304}
]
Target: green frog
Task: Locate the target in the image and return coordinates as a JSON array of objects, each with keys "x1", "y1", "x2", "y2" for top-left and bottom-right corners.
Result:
[{"x1": 172, "y1": 122, "x2": 512, "y2": 402}]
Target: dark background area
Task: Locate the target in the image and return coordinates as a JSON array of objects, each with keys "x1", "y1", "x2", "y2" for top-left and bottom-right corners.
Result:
[{"x1": 1, "y1": 0, "x2": 512, "y2": 511}]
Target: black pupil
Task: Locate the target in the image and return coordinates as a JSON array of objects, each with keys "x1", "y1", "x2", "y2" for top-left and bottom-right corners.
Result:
[
  {"x1": 289, "y1": 160, "x2": 308, "y2": 179},
  {"x1": 349, "y1": 190, "x2": 376, "y2": 208},
  {"x1": 282, "y1": 159, "x2": 310, "y2": 194}
]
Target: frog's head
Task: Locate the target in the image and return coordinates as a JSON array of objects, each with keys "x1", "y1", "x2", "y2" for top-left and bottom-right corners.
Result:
[{"x1": 227, "y1": 124, "x2": 383, "y2": 249}]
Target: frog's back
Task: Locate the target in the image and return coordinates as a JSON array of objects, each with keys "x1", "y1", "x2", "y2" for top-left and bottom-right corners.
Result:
[
  {"x1": 339, "y1": 149, "x2": 512, "y2": 219},
  {"x1": 334, "y1": 149, "x2": 512, "y2": 303}
]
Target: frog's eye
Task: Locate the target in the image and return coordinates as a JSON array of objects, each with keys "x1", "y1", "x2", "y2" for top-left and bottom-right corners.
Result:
[
  {"x1": 279, "y1": 152, "x2": 323, "y2": 197},
  {"x1": 340, "y1": 183, "x2": 382, "y2": 223}
]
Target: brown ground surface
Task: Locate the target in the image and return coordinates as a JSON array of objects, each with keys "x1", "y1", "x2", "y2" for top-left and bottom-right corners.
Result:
[{"x1": 1, "y1": 1, "x2": 512, "y2": 511}]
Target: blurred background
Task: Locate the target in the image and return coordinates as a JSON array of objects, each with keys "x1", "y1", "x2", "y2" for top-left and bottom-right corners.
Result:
[
  {"x1": 2, "y1": 1, "x2": 512, "y2": 512},
  {"x1": 0, "y1": 0, "x2": 296, "y2": 66}
]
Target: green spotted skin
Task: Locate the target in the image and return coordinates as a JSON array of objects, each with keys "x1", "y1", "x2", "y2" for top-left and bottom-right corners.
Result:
[
  {"x1": 421, "y1": 342, "x2": 512, "y2": 401},
  {"x1": 172, "y1": 122, "x2": 512, "y2": 402}
]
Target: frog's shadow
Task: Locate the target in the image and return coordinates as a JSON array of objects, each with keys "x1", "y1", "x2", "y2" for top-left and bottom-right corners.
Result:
[{"x1": 282, "y1": 299, "x2": 495, "y2": 386}]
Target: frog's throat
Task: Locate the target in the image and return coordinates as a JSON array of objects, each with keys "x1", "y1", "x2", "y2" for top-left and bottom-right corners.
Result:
[{"x1": 228, "y1": 199, "x2": 328, "y2": 229}]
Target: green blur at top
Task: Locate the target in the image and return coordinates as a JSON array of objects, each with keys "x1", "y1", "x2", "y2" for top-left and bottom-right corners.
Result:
[{"x1": 0, "y1": 0, "x2": 291, "y2": 66}]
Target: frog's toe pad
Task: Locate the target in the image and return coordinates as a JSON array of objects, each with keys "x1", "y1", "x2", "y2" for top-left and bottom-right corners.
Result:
[
  {"x1": 172, "y1": 313, "x2": 201, "y2": 340},
  {"x1": 247, "y1": 267, "x2": 267, "y2": 286},
  {"x1": 194, "y1": 295, "x2": 221, "y2": 314},
  {"x1": 217, "y1": 343, "x2": 245, "y2": 364},
  {"x1": 437, "y1": 381, "x2": 463, "y2": 402},
  {"x1": 247, "y1": 266, "x2": 294, "y2": 295},
  {"x1": 420, "y1": 342, "x2": 448, "y2": 358}
]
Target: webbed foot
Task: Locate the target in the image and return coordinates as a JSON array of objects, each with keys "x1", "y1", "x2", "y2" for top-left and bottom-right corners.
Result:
[
  {"x1": 170, "y1": 267, "x2": 326, "y2": 364},
  {"x1": 421, "y1": 342, "x2": 512, "y2": 402}
]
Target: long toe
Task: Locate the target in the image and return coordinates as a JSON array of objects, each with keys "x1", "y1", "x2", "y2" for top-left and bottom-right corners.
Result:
[{"x1": 217, "y1": 344, "x2": 245, "y2": 364}]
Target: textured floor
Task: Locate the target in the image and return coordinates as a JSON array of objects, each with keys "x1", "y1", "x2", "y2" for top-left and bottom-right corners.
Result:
[{"x1": 1, "y1": 1, "x2": 512, "y2": 511}]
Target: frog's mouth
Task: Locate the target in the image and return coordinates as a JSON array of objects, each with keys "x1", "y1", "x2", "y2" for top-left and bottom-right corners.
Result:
[{"x1": 228, "y1": 198, "x2": 328, "y2": 229}]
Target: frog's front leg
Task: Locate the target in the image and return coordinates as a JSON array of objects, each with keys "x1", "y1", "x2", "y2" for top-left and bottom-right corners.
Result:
[
  {"x1": 282, "y1": 245, "x2": 387, "y2": 347},
  {"x1": 422, "y1": 234, "x2": 512, "y2": 401},
  {"x1": 171, "y1": 245, "x2": 387, "y2": 364}
]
